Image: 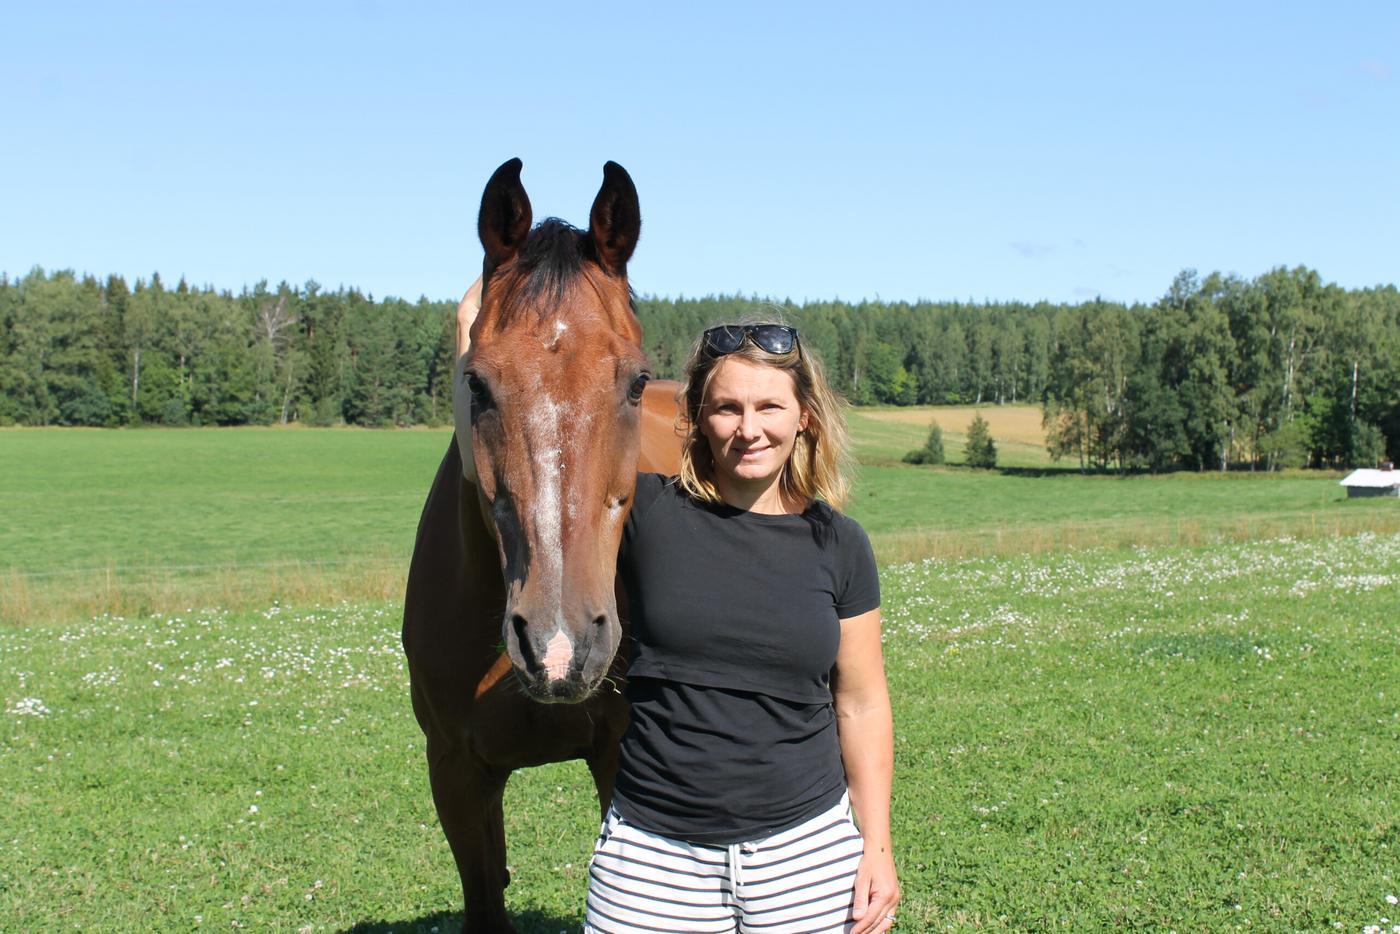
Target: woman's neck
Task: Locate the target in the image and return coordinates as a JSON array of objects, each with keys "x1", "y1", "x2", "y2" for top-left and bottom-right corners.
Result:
[{"x1": 714, "y1": 473, "x2": 801, "y2": 515}]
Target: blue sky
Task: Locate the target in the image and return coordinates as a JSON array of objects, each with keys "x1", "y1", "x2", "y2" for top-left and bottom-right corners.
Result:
[{"x1": 3, "y1": 1, "x2": 1395, "y2": 304}]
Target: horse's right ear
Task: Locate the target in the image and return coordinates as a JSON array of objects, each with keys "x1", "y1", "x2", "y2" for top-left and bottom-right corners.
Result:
[{"x1": 478, "y1": 158, "x2": 533, "y2": 274}]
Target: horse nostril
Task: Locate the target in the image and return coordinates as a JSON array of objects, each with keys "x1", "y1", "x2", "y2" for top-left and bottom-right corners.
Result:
[
  {"x1": 592, "y1": 615, "x2": 608, "y2": 629},
  {"x1": 510, "y1": 614, "x2": 538, "y2": 667}
]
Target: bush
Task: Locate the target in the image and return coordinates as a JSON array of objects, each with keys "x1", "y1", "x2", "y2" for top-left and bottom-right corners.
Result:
[
  {"x1": 964, "y1": 412, "x2": 997, "y2": 468},
  {"x1": 903, "y1": 419, "x2": 945, "y2": 465}
]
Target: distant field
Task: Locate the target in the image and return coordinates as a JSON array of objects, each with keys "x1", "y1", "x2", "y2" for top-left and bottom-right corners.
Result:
[
  {"x1": 849, "y1": 404, "x2": 1051, "y2": 468},
  {"x1": 3, "y1": 534, "x2": 1396, "y2": 929},
  {"x1": 3, "y1": 424, "x2": 1398, "y2": 622},
  {"x1": 860, "y1": 403, "x2": 1046, "y2": 445}
]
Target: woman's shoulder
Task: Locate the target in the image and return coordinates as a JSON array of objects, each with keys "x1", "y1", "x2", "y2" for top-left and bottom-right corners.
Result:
[
  {"x1": 805, "y1": 499, "x2": 866, "y2": 536},
  {"x1": 631, "y1": 472, "x2": 684, "y2": 518}
]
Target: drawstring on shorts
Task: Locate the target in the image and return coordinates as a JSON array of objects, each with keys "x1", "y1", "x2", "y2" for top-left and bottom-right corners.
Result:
[{"x1": 726, "y1": 840, "x2": 758, "y2": 891}]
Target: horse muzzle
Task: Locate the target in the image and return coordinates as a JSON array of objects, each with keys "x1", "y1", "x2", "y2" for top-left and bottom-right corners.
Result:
[{"x1": 504, "y1": 609, "x2": 619, "y2": 703}]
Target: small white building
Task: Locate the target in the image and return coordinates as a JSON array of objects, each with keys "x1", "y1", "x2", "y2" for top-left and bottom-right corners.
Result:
[{"x1": 1340, "y1": 463, "x2": 1400, "y2": 498}]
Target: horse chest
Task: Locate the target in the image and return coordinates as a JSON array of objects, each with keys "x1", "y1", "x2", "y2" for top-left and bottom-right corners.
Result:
[{"x1": 469, "y1": 686, "x2": 628, "y2": 770}]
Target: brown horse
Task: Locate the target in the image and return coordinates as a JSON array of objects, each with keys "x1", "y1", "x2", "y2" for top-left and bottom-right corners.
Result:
[{"x1": 402, "y1": 159, "x2": 681, "y2": 932}]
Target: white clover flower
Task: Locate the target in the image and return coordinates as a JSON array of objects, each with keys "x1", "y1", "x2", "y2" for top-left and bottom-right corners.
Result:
[{"x1": 7, "y1": 697, "x2": 51, "y2": 717}]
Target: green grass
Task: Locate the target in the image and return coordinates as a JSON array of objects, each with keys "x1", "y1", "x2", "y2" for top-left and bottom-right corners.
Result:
[
  {"x1": 0, "y1": 427, "x2": 447, "y2": 573},
  {"x1": 0, "y1": 427, "x2": 451, "y2": 622},
  {"x1": 3, "y1": 534, "x2": 1397, "y2": 929},
  {"x1": 846, "y1": 464, "x2": 1400, "y2": 562},
  {"x1": 5, "y1": 425, "x2": 1397, "y2": 622}
]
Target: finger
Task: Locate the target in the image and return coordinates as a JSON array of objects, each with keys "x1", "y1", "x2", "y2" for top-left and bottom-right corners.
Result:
[
  {"x1": 850, "y1": 872, "x2": 872, "y2": 931},
  {"x1": 865, "y1": 894, "x2": 897, "y2": 934},
  {"x1": 851, "y1": 867, "x2": 871, "y2": 917},
  {"x1": 852, "y1": 888, "x2": 884, "y2": 934}
]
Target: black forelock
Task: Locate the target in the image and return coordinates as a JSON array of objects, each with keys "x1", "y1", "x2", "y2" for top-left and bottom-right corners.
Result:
[
  {"x1": 491, "y1": 216, "x2": 635, "y2": 323},
  {"x1": 514, "y1": 217, "x2": 586, "y2": 307}
]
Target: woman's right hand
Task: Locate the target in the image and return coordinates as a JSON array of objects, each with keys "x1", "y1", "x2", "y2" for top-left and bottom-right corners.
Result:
[{"x1": 457, "y1": 275, "x2": 483, "y2": 360}]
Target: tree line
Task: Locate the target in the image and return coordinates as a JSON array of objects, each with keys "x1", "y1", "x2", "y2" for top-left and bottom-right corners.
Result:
[{"x1": 2, "y1": 265, "x2": 1396, "y2": 471}]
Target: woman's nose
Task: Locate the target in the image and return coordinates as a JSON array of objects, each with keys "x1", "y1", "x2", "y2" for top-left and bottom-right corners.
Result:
[{"x1": 738, "y1": 409, "x2": 761, "y2": 438}]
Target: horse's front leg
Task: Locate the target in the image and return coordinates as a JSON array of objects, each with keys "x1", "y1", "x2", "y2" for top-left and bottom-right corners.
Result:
[
  {"x1": 422, "y1": 733, "x2": 514, "y2": 933},
  {"x1": 584, "y1": 690, "x2": 631, "y2": 820}
]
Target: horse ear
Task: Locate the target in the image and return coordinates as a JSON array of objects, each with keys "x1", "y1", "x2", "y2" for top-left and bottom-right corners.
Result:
[
  {"x1": 479, "y1": 158, "x2": 532, "y2": 274},
  {"x1": 587, "y1": 161, "x2": 641, "y2": 276}
]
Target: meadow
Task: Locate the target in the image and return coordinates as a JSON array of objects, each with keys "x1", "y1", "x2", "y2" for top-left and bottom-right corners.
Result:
[
  {"x1": 2, "y1": 534, "x2": 1397, "y2": 930},
  {"x1": 4, "y1": 413, "x2": 1396, "y2": 622},
  {"x1": 3, "y1": 417, "x2": 1399, "y2": 930}
]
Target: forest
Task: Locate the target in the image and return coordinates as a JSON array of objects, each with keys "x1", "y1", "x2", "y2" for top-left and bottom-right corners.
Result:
[{"x1": 2, "y1": 265, "x2": 1396, "y2": 472}]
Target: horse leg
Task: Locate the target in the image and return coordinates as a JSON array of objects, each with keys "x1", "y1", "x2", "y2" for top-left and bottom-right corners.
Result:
[
  {"x1": 585, "y1": 700, "x2": 628, "y2": 820},
  {"x1": 585, "y1": 748, "x2": 618, "y2": 822},
  {"x1": 424, "y1": 738, "x2": 514, "y2": 934}
]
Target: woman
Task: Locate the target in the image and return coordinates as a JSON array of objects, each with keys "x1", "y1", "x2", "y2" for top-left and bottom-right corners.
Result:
[{"x1": 455, "y1": 286, "x2": 899, "y2": 933}]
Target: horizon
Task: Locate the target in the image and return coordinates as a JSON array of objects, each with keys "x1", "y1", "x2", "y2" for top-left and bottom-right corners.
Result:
[{"x1": 5, "y1": 259, "x2": 1391, "y2": 309}]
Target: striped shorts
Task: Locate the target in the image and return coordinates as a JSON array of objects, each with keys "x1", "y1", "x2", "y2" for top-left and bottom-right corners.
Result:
[{"x1": 584, "y1": 795, "x2": 865, "y2": 933}]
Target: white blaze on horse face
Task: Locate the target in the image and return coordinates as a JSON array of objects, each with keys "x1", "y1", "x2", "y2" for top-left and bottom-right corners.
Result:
[
  {"x1": 527, "y1": 385, "x2": 569, "y2": 612},
  {"x1": 541, "y1": 629, "x2": 573, "y2": 681},
  {"x1": 526, "y1": 367, "x2": 598, "y2": 579}
]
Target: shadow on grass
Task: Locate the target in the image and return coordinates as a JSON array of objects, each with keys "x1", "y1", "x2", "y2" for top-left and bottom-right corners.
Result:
[
  {"x1": 864, "y1": 458, "x2": 1087, "y2": 476},
  {"x1": 341, "y1": 908, "x2": 580, "y2": 934},
  {"x1": 987, "y1": 465, "x2": 1089, "y2": 478},
  {"x1": 1132, "y1": 632, "x2": 1259, "y2": 660}
]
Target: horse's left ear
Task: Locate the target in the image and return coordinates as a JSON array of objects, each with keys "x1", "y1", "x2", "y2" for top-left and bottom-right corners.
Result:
[{"x1": 587, "y1": 161, "x2": 641, "y2": 276}]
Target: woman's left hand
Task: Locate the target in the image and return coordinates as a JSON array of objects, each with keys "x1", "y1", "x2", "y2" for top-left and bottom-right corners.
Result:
[{"x1": 850, "y1": 847, "x2": 900, "y2": 933}]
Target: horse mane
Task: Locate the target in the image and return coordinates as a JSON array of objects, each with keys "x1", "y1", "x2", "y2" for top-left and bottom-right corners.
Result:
[{"x1": 493, "y1": 217, "x2": 634, "y2": 324}]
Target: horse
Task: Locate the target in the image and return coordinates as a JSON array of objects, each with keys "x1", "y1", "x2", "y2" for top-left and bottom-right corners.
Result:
[{"x1": 402, "y1": 158, "x2": 682, "y2": 933}]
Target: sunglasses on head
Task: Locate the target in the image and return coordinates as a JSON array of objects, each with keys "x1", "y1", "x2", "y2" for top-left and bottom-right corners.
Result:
[{"x1": 701, "y1": 324, "x2": 801, "y2": 357}]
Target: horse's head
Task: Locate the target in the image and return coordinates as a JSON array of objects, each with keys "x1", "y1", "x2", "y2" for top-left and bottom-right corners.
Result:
[{"x1": 463, "y1": 158, "x2": 648, "y2": 703}]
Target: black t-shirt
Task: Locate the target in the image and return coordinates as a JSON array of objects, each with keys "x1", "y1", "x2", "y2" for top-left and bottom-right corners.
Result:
[{"x1": 612, "y1": 473, "x2": 881, "y2": 844}]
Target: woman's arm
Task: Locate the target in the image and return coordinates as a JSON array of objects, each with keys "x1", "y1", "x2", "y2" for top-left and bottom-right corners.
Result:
[
  {"x1": 833, "y1": 607, "x2": 900, "y2": 934},
  {"x1": 452, "y1": 276, "x2": 484, "y2": 482},
  {"x1": 456, "y1": 276, "x2": 482, "y2": 359}
]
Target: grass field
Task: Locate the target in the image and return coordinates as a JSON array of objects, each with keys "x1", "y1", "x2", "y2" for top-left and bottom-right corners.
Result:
[
  {"x1": 3, "y1": 534, "x2": 1397, "y2": 929},
  {"x1": 4, "y1": 422, "x2": 1398, "y2": 622}
]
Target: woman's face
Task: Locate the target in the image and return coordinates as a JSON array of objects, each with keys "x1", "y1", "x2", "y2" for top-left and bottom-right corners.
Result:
[{"x1": 699, "y1": 356, "x2": 808, "y2": 493}]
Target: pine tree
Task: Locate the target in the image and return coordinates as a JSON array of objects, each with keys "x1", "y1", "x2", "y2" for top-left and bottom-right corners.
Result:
[
  {"x1": 903, "y1": 419, "x2": 945, "y2": 465},
  {"x1": 964, "y1": 412, "x2": 997, "y2": 468}
]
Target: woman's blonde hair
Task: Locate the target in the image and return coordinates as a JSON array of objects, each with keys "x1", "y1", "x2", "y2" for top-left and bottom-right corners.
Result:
[{"x1": 676, "y1": 312, "x2": 855, "y2": 510}]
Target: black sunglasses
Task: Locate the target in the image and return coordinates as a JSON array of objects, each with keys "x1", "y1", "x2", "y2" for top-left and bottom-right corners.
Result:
[{"x1": 702, "y1": 324, "x2": 801, "y2": 357}]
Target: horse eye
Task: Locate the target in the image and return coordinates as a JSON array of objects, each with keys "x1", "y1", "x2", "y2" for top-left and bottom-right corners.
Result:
[
  {"x1": 628, "y1": 373, "x2": 650, "y2": 403},
  {"x1": 466, "y1": 373, "x2": 491, "y2": 406}
]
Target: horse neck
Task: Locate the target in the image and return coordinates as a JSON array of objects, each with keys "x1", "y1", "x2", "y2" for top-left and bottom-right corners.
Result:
[{"x1": 459, "y1": 472, "x2": 499, "y2": 557}]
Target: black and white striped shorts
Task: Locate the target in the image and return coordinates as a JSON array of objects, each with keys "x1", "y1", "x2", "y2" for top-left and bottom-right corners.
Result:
[{"x1": 584, "y1": 795, "x2": 865, "y2": 933}]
